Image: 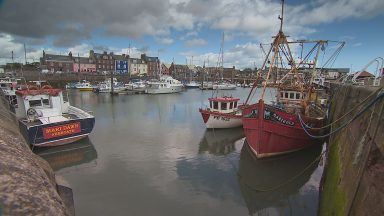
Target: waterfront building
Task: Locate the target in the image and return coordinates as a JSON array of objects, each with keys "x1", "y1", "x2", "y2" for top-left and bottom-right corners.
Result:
[
  {"x1": 73, "y1": 57, "x2": 96, "y2": 73},
  {"x1": 129, "y1": 58, "x2": 147, "y2": 76},
  {"x1": 141, "y1": 54, "x2": 160, "y2": 78},
  {"x1": 204, "y1": 66, "x2": 238, "y2": 80},
  {"x1": 40, "y1": 51, "x2": 73, "y2": 73},
  {"x1": 161, "y1": 63, "x2": 171, "y2": 75},
  {"x1": 89, "y1": 50, "x2": 115, "y2": 72}
]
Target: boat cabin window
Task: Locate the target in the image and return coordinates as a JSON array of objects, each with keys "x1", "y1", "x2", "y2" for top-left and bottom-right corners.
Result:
[
  {"x1": 29, "y1": 100, "x2": 42, "y2": 107},
  {"x1": 210, "y1": 101, "x2": 212, "y2": 108},
  {"x1": 213, "y1": 101, "x2": 218, "y2": 109},
  {"x1": 234, "y1": 101, "x2": 237, "y2": 108},
  {"x1": 229, "y1": 102, "x2": 233, "y2": 109},
  {"x1": 221, "y1": 102, "x2": 227, "y2": 110},
  {"x1": 42, "y1": 99, "x2": 50, "y2": 106}
]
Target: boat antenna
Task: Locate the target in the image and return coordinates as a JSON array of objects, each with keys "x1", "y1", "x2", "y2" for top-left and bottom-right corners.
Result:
[{"x1": 278, "y1": 0, "x2": 285, "y2": 32}]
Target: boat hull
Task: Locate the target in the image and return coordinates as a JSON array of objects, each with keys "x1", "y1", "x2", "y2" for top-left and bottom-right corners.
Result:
[
  {"x1": 242, "y1": 100, "x2": 323, "y2": 158},
  {"x1": 199, "y1": 109, "x2": 242, "y2": 129},
  {"x1": 19, "y1": 117, "x2": 95, "y2": 147},
  {"x1": 78, "y1": 88, "x2": 94, "y2": 91},
  {"x1": 146, "y1": 86, "x2": 183, "y2": 94}
]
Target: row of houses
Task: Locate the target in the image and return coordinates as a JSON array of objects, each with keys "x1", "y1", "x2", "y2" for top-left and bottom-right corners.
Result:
[{"x1": 40, "y1": 50, "x2": 160, "y2": 76}]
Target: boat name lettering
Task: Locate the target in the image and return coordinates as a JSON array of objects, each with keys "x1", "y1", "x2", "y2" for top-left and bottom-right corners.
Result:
[
  {"x1": 43, "y1": 122, "x2": 81, "y2": 139},
  {"x1": 264, "y1": 109, "x2": 294, "y2": 126},
  {"x1": 213, "y1": 115, "x2": 230, "y2": 121}
]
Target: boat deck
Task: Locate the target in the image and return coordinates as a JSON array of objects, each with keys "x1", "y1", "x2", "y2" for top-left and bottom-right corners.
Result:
[{"x1": 21, "y1": 113, "x2": 79, "y2": 127}]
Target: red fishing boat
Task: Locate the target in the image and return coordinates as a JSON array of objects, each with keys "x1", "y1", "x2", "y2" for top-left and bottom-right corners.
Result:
[
  {"x1": 242, "y1": 0, "x2": 344, "y2": 158},
  {"x1": 199, "y1": 32, "x2": 243, "y2": 129}
]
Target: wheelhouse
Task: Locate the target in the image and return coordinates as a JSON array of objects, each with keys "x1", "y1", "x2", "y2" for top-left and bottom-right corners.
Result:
[{"x1": 208, "y1": 96, "x2": 240, "y2": 114}]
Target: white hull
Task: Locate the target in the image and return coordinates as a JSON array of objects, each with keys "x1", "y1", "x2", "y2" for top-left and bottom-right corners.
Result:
[
  {"x1": 212, "y1": 85, "x2": 237, "y2": 90},
  {"x1": 146, "y1": 86, "x2": 183, "y2": 94},
  {"x1": 205, "y1": 113, "x2": 242, "y2": 129}
]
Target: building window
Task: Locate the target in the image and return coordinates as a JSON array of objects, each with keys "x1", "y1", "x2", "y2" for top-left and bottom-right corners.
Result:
[
  {"x1": 285, "y1": 92, "x2": 289, "y2": 98},
  {"x1": 290, "y1": 92, "x2": 294, "y2": 99},
  {"x1": 296, "y1": 93, "x2": 300, "y2": 99}
]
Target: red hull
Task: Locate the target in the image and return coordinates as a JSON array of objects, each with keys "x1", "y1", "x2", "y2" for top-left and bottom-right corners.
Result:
[{"x1": 242, "y1": 100, "x2": 322, "y2": 158}]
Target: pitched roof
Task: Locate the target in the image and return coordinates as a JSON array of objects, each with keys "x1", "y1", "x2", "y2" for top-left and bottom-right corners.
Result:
[{"x1": 45, "y1": 54, "x2": 72, "y2": 62}]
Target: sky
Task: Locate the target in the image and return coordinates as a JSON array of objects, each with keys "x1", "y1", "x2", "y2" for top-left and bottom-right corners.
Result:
[{"x1": 0, "y1": 0, "x2": 383, "y2": 72}]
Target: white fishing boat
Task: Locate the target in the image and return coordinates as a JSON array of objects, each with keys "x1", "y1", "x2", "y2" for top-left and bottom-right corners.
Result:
[
  {"x1": 212, "y1": 82, "x2": 237, "y2": 90},
  {"x1": 93, "y1": 78, "x2": 123, "y2": 93},
  {"x1": 125, "y1": 80, "x2": 147, "y2": 91},
  {"x1": 0, "y1": 77, "x2": 20, "y2": 104},
  {"x1": 185, "y1": 81, "x2": 200, "y2": 88},
  {"x1": 199, "y1": 81, "x2": 213, "y2": 90},
  {"x1": 14, "y1": 85, "x2": 95, "y2": 147},
  {"x1": 145, "y1": 76, "x2": 183, "y2": 94},
  {"x1": 199, "y1": 96, "x2": 243, "y2": 129},
  {"x1": 75, "y1": 80, "x2": 94, "y2": 91}
]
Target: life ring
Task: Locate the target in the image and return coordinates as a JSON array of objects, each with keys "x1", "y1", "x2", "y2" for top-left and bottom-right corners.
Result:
[{"x1": 41, "y1": 85, "x2": 53, "y2": 89}]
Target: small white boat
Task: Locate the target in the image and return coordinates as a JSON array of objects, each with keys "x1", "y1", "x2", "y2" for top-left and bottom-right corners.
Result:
[
  {"x1": 15, "y1": 85, "x2": 95, "y2": 147},
  {"x1": 199, "y1": 96, "x2": 243, "y2": 129},
  {"x1": 146, "y1": 76, "x2": 183, "y2": 94},
  {"x1": 0, "y1": 77, "x2": 20, "y2": 104},
  {"x1": 75, "y1": 80, "x2": 94, "y2": 91},
  {"x1": 93, "y1": 78, "x2": 123, "y2": 93},
  {"x1": 212, "y1": 82, "x2": 237, "y2": 90},
  {"x1": 199, "y1": 82, "x2": 213, "y2": 90},
  {"x1": 185, "y1": 81, "x2": 200, "y2": 88}
]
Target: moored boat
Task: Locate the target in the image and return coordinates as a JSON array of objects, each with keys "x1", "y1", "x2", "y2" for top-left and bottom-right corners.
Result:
[
  {"x1": 199, "y1": 96, "x2": 243, "y2": 129},
  {"x1": 145, "y1": 76, "x2": 183, "y2": 94},
  {"x1": 242, "y1": 1, "x2": 343, "y2": 158},
  {"x1": 75, "y1": 80, "x2": 94, "y2": 91},
  {"x1": 212, "y1": 82, "x2": 237, "y2": 90},
  {"x1": 185, "y1": 81, "x2": 200, "y2": 88},
  {"x1": 15, "y1": 86, "x2": 95, "y2": 147}
]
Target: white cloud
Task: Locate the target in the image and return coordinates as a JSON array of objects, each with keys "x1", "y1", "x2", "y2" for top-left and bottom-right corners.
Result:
[
  {"x1": 156, "y1": 37, "x2": 174, "y2": 45},
  {"x1": 185, "y1": 38, "x2": 207, "y2": 47}
]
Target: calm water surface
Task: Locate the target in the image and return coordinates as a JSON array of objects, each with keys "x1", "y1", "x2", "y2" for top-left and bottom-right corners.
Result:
[{"x1": 37, "y1": 88, "x2": 324, "y2": 216}]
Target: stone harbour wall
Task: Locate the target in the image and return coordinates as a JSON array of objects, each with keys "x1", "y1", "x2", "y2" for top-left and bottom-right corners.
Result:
[
  {"x1": 0, "y1": 100, "x2": 71, "y2": 215},
  {"x1": 319, "y1": 84, "x2": 384, "y2": 215}
]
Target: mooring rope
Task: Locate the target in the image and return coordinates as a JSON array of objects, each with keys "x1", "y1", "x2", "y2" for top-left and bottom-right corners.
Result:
[
  {"x1": 300, "y1": 87, "x2": 382, "y2": 130},
  {"x1": 298, "y1": 90, "x2": 384, "y2": 139}
]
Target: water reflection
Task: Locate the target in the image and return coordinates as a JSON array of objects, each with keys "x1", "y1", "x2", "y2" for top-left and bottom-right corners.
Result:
[
  {"x1": 238, "y1": 142, "x2": 322, "y2": 215},
  {"x1": 199, "y1": 128, "x2": 245, "y2": 155},
  {"x1": 35, "y1": 138, "x2": 97, "y2": 172}
]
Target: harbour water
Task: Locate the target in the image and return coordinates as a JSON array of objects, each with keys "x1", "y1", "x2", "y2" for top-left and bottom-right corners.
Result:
[{"x1": 36, "y1": 88, "x2": 324, "y2": 216}]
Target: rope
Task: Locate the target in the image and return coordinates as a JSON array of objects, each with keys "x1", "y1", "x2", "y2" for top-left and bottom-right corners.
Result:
[
  {"x1": 298, "y1": 90, "x2": 384, "y2": 139},
  {"x1": 237, "y1": 89, "x2": 383, "y2": 192},
  {"x1": 301, "y1": 87, "x2": 382, "y2": 130}
]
